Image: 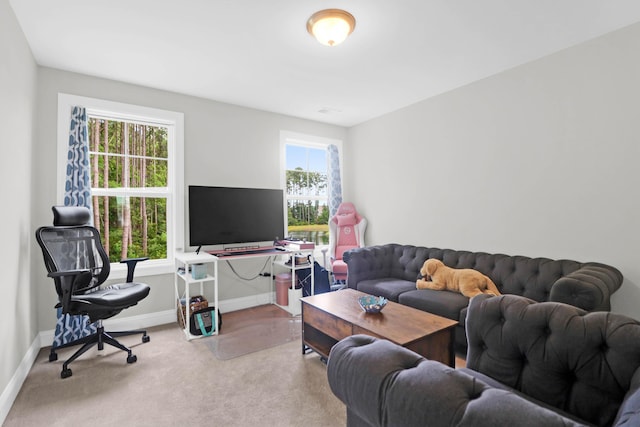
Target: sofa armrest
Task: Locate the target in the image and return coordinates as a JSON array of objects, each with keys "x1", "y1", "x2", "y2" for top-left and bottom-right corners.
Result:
[
  {"x1": 344, "y1": 244, "x2": 432, "y2": 289},
  {"x1": 550, "y1": 263, "x2": 623, "y2": 311},
  {"x1": 343, "y1": 245, "x2": 397, "y2": 289},
  {"x1": 327, "y1": 335, "x2": 585, "y2": 427}
]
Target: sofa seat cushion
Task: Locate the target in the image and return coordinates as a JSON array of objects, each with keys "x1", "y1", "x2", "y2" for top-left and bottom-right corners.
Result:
[
  {"x1": 399, "y1": 289, "x2": 469, "y2": 323},
  {"x1": 355, "y1": 278, "x2": 416, "y2": 302}
]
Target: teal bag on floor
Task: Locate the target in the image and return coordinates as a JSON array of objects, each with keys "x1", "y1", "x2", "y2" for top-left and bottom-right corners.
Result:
[{"x1": 190, "y1": 307, "x2": 222, "y2": 336}]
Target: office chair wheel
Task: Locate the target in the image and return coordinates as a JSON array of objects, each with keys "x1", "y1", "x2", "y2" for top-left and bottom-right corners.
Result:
[
  {"x1": 61, "y1": 368, "x2": 72, "y2": 379},
  {"x1": 127, "y1": 354, "x2": 137, "y2": 364},
  {"x1": 142, "y1": 334, "x2": 150, "y2": 343},
  {"x1": 49, "y1": 351, "x2": 58, "y2": 362}
]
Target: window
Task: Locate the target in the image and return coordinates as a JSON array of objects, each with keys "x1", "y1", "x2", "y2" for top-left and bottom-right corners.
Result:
[
  {"x1": 88, "y1": 117, "x2": 169, "y2": 263},
  {"x1": 57, "y1": 94, "x2": 184, "y2": 278},
  {"x1": 280, "y1": 131, "x2": 342, "y2": 246}
]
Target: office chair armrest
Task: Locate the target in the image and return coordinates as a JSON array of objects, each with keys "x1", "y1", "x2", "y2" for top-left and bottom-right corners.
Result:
[
  {"x1": 120, "y1": 257, "x2": 149, "y2": 283},
  {"x1": 48, "y1": 269, "x2": 93, "y2": 312},
  {"x1": 47, "y1": 269, "x2": 91, "y2": 279}
]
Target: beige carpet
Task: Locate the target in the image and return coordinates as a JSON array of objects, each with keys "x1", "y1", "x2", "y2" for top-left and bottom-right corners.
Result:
[
  {"x1": 3, "y1": 306, "x2": 346, "y2": 427},
  {"x1": 205, "y1": 305, "x2": 302, "y2": 360}
]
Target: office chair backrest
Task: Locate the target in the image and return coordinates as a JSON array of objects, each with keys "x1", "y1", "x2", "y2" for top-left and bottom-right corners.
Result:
[
  {"x1": 329, "y1": 202, "x2": 366, "y2": 260},
  {"x1": 36, "y1": 207, "x2": 110, "y2": 298},
  {"x1": 327, "y1": 202, "x2": 367, "y2": 284}
]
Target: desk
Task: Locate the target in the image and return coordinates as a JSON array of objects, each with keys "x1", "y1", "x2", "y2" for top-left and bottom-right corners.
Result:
[{"x1": 174, "y1": 247, "x2": 314, "y2": 340}]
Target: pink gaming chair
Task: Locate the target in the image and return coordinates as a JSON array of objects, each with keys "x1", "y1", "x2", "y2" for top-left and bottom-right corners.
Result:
[{"x1": 328, "y1": 202, "x2": 367, "y2": 284}]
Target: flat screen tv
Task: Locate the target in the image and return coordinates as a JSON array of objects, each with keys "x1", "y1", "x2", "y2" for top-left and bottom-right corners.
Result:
[{"x1": 188, "y1": 185, "x2": 285, "y2": 249}]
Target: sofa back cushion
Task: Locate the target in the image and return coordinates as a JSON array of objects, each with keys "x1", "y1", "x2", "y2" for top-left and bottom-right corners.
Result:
[
  {"x1": 343, "y1": 244, "x2": 430, "y2": 284},
  {"x1": 344, "y1": 244, "x2": 620, "y2": 305},
  {"x1": 439, "y1": 251, "x2": 583, "y2": 301},
  {"x1": 466, "y1": 294, "x2": 640, "y2": 427}
]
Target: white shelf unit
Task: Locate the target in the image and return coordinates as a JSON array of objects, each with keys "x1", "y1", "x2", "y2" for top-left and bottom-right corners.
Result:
[
  {"x1": 273, "y1": 249, "x2": 315, "y2": 316},
  {"x1": 174, "y1": 251, "x2": 219, "y2": 340}
]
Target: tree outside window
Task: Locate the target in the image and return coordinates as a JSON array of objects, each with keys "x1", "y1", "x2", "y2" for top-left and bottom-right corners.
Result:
[
  {"x1": 88, "y1": 117, "x2": 169, "y2": 263},
  {"x1": 285, "y1": 144, "x2": 329, "y2": 244}
]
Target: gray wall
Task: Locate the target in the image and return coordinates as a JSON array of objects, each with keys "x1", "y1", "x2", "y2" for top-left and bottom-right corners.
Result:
[
  {"x1": 345, "y1": 22, "x2": 640, "y2": 320},
  {"x1": 5, "y1": 0, "x2": 640, "y2": 408},
  {"x1": 34, "y1": 68, "x2": 347, "y2": 332},
  {"x1": 0, "y1": 0, "x2": 38, "y2": 405}
]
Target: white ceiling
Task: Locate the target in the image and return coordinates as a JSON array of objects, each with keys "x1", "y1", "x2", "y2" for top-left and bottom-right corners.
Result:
[{"x1": 10, "y1": 0, "x2": 640, "y2": 127}]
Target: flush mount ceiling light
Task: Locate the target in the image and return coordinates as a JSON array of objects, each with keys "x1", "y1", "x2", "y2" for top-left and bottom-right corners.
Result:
[{"x1": 306, "y1": 9, "x2": 356, "y2": 47}]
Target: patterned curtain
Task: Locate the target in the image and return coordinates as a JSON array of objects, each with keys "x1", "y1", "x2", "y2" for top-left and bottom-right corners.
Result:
[
  {"x1": 52, "y1": 106, "x2": 97, "y2": 348},
  {"x1": 327, "y1": 144, "x2": 343, "y2": 218},
  {"x1": 64, "y1": 106, "x2": 92, "y2": 208}
]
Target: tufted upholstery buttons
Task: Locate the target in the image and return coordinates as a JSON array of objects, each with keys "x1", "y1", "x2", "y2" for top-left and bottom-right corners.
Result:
[
  {"x1": 343, "y1": 244, "x2": 623, "y2": 359},
  {"x1": 466, "y1": 294, "x2": 640, "y2": 426},
  {"x1": 468, "y1": 388, "x2": 483, "y2": 401}
]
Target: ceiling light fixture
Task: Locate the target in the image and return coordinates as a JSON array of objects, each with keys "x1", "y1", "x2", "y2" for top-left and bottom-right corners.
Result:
[{"x1": 306, "y1": 9, "x2": 356, "y2": 47}]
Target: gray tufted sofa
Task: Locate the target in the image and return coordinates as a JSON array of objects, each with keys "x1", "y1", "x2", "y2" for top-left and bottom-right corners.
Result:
[
  {"x1": 327, "y1": 294, "x2": 640, "y2": 427},
  {"x1": 343, "y1": 243, "x2": 623, "y2": 350}
]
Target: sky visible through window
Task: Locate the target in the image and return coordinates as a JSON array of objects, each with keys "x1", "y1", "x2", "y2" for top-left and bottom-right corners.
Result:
[{"x1": 286, "y1": 145, "x2": 326, "y2": 172}]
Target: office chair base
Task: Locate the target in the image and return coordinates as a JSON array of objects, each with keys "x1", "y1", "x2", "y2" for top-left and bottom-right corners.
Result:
[{"x1": 53, "y1": 324, "x2": 149, "y2": 379}]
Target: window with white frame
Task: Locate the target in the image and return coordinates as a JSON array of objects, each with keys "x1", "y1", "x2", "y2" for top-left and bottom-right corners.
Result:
[
  {"x1": 57, "y1": 94, "x2": 184, "y2": 278},
  {"x1": 280, "y1": 131, "x2": 342, "y2": 246}
]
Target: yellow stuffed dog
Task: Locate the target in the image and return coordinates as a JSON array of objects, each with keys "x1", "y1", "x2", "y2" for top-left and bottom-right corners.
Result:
[{"x1": 416, "y1": 259, "x2": 501, "y2": 298}]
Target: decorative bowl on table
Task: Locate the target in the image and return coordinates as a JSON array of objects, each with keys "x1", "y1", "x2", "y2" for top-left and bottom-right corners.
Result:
[{"x1": 358, "y1": 295, "x2": 387, "y2": 313}]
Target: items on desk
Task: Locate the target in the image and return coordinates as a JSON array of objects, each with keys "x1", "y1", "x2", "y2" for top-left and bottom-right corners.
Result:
[
  {"x1": 177, "y1": 264, "x2": 207, "y2": 279},
  {"x1": 191, "y1": 263, "x2": 207, "y2": 279},
  {"x1": 284, "y1": 240, "x2": 315, "y2": 250}
]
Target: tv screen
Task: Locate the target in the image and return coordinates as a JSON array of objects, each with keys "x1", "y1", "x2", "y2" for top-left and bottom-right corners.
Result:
[{"x1": 188, "y1": 185, "x2": 285, "y2": 248}]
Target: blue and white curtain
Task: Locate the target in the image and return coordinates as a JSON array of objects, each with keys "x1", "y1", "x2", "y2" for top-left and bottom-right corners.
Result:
[
  {"x1": 327, "y1": 144, "x2": 343, "y2": 218},
  {"x1": 52, "y1": 106, "x2": 97, "y2": 348},
  {"x1": 64, "y1": 106, "x2": 92, "y2": 208}
]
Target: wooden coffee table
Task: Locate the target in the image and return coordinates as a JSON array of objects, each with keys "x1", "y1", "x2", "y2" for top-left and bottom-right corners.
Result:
[{"x1": 301, "y1": 289, "x2": 458, "y2": 366}]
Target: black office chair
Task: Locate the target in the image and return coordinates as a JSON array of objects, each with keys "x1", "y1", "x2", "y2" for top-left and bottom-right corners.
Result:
[{"x1": 35, "y1": 206, "x2": 151, "y2": 378}]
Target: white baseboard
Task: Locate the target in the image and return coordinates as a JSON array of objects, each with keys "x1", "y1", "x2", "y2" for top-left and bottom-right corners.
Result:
[
  {"x1": 38, "y1": 309, "x2": 176, "y2": 346},
  {"x1": 0, "y1": 292, "x2": 275, "y2": 425},
  {"x1": 217, "y1": 292, "x2": 274, "y2": 313},
  {"x1": 38, "y1": 292, "x2": 275, "y2": 345},
  {"x1": 0, "y1": 336, "x2": 41, "y2": 426}
]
